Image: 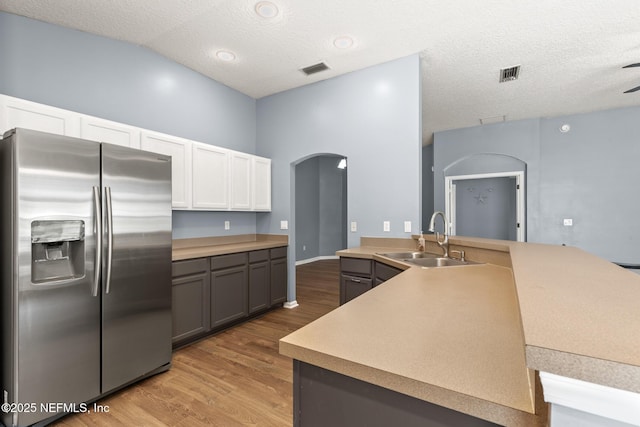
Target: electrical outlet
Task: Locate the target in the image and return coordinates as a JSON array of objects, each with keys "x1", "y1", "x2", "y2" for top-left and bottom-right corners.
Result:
[
  {"x1": 224, "y1": 221, "x2": 230, "y2": 230},
  {"x1": 404, "y1": 221, "x2": 411, "y2": 233},
  {"x1": 351, "y1": 221, "x2": 357, "y2": 232},
  {"x1": 563, "y1": 218, "x2": 573, "y2": 227},
  {"x1": 280, "y1": 220, "x2": 288, "y2": 230},
  {"x1": 383, "y1": 221, "x2": 390, "y2": 232}
]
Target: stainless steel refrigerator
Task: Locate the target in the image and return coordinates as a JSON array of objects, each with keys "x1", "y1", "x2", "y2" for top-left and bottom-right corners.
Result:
[{"x1": 0, "y1": 128, "x2": 172, "y2": 427}]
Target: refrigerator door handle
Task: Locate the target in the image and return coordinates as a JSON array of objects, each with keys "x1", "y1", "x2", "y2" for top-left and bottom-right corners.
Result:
[
  {"x1": 92, "y1": 186, "x2": 102, "y2": 297},
  {"x1": 105, "y1": 186, "x2": 114, "y2": 294}
]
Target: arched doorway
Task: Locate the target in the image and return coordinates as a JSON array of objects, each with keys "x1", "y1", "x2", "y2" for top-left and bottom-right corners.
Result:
[{"x1": 293, "y1": 154, "x2": 348, "y2": 263}]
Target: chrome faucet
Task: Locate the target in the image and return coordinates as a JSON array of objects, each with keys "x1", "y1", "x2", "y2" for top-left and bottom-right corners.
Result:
[{"x1": 428, "y1": 211, "x2": 449, "y2": 258}]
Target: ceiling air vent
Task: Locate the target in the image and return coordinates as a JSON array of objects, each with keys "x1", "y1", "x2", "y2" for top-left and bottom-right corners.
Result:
[
  {"x1": 499, "y1": 65, "x2": 520, "y2": 82},
  {"x1": 301, "y1": 62, "x2": 330, "y2": 76}
]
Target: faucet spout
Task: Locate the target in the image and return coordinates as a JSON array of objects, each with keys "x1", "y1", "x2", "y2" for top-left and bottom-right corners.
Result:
[{"x1": 428, "y1": 211, "x2": 449, "y2": 258}]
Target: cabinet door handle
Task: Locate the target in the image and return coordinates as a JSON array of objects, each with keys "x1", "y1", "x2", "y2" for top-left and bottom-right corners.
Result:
[{"x1": 350, "y1": 278, "x2": 361, "y2": 283}]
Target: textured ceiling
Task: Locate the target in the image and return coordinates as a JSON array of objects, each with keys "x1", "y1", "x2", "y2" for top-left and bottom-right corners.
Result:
[{"x1": 2, "y1": 0, "x2": 640, "y2": 144}]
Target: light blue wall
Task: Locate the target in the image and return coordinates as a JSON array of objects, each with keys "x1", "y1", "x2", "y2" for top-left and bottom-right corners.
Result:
[
  {"x1": 422, "y1": 144, "x2": 434, "y2": 229},
  {"x1": 0, "y1": 12, "x2": 257, "y2": 239},
  {"x1": 318, "y1": 156, "x2": 347, "y2": 257},
  {"x1": 434, "y1": 106, "x2": 640, "y2": 264},
  {"x1": 257, "y1": 55, "x2": 422, "y2": 301},
  {"x1": 539, "y1": 108, "x2": 640, "y2": 263},
  {"x1": 295, "y1": 157, "x2": 321, "y2": 260}
]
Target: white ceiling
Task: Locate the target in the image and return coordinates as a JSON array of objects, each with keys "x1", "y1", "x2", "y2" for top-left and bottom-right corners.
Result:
[{"x1": 2, "y1": 0, "x2": 640, "y2": 144}]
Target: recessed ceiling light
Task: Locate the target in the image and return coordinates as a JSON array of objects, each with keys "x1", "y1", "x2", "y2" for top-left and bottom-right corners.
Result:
[
  {"x1": 255, "y1": 1, "x2": 279, "y2": 18},
  {"x1": 333, "y1": 35, "x2": 355, "y2": 49},
  {"x1": 216, "y1": 50, "x2": 236, "y2": 61}
]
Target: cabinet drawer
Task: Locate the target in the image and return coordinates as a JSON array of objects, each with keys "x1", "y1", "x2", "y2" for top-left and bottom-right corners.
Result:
[
  {"x1": 270, "y1": 246, "x2": 287, "y2": 259},
  {"x1": 340, "y1": 257, "x2": 372, "y2": 277},
  {"x1": 211, "y1": 252, "x2": 248, "y2": 270},
  {"x1": 172, "y1": 258, "x2": 209, "y2": 278},
  {"x1": 340, "y1": 274, "x2": 373, "y2": 304},
  {"x1": 249, "y1": 249, "x2": 269, "y2": 263}
]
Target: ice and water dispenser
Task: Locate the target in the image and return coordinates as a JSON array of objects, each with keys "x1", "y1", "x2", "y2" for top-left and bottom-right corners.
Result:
[{"x1": 31, "y1": 220, "x2": 85, "y2": 283}]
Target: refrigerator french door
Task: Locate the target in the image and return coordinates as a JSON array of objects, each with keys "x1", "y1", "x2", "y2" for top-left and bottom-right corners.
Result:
[{"x1": 1, "y1": 128, "x2": 172, "y2": 427}]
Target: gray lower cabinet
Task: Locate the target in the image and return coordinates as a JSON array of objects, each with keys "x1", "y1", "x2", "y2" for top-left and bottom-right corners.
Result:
[
  {"x1": 340, "y1": 257, "x2": 373, "y2": 305},
  {"x1": 249, "y1": 250, "x2": 270, "y2": 314},
  {"x1": 171, "y1": 245, "x2": 288, "y2": 347},
  {"x1": 211, "y1": 253, "x2": 249, "y2": 328},
  {"x1": 374, "y1": 261, "x2": 403, "y2": 286},
  {"x1": 270, "y1": 247, "x2": 288, "y2": 305},
  {"x1": 171, "y1": 258, "x2": 210, "y2": 346}
]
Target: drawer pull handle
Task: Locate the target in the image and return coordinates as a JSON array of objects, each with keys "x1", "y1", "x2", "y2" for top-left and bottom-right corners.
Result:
[{"x1": 351, "y1": 278, "x2": 361, "y2": 283}]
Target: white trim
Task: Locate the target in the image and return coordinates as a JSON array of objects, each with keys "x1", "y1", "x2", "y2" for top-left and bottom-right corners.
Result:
[
  {"x1": 295, "y1": 255, "x2": 338, "y2": 266},
  {"x1": 540, "y1": 372, "x2": 640, "y2": 426},
  {"x1": 445, "y1": 171, "x2": 525, "y2": 242},
  {"x1": 283, "y1": 300, "x2": 299, "y2": 309}
]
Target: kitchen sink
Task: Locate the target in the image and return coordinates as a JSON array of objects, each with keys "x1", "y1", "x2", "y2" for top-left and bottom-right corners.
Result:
[
  {"x1": 407, "y1": 257, "x2": 479, "y2": 268},
  {"x1": 378, "y1": 252, "x2": 480, "y2": 268},
  {"x1": 379, "y1": 251, "x2": 437, "y2": 260}
]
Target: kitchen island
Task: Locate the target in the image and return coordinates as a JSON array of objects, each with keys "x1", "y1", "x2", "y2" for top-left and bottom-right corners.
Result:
[{"x1": 279, "y1": 236, "x2": 640, "y2": 426}]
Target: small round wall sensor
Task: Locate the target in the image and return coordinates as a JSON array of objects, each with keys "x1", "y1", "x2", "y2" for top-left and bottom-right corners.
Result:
[{"x1": 559, "y1": 124, "x2": 571, "y2": 133}]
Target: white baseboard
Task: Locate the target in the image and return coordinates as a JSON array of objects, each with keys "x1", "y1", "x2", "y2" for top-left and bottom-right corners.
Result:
[
  {"x1": 283, "y1": 300, "x2": 299, "y2": 309},
  {"x1": 295, "y1": 255, "x2": 338, "y2": 266}
]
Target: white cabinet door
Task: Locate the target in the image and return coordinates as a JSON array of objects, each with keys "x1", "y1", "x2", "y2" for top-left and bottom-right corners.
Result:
[
  {"x1": 80, "y1": 116, "x2": 141, "y2": 149},
  {"x1": 0, "y1": 94, "x2": 80, "y2": 136},
  {"x1": 141, "y1": 131, "x2": 192, "y2": 209},
  {"x1": 230, "y1": 152, "x2": 252, "y2": 210},
  {"x1": 253, "y1": 156, "x2": 271, "y2": 211},
  {"x1": 192, "y1": 142, "x2": 229, "y2": 210}
]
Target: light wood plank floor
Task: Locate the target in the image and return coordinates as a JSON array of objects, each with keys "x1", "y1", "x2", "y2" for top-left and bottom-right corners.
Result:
[{"x1": 53, "y1": 259, "x2": 340, "y2": 427}]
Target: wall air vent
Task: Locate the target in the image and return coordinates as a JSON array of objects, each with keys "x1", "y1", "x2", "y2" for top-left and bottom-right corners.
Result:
[
  {"x1": 301, "y1": 62, "x2": 330, "y2": 76},
  {"x1": 499, "y1": 65, "x2": 521, "y2": 82}
]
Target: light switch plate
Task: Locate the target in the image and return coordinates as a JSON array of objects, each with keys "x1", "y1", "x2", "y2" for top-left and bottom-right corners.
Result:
[
  {"x1": 350, "y1": 221, "x2": 357, "y2": 232},
  {"x1": 224, "y1": 221, "x2": 230, "y2": 230},
  {"x1": 280, "y1": 220, "x2": 289, "y2": 230},
  {"x1": 404, "y1": 221, "x2": 411, "y2": 233},
  {"x1": 383, "y1": 221, "x2": 390, "y2": 232}
]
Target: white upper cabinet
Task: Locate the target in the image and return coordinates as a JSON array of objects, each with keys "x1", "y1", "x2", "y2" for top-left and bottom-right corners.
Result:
[
  {"x1": 141, "y1": 131, "x2": 192, "y2": 209},
  {"x1": 80, "y1": 116, "x2": 141, "y2": 149},
  {"x1": 0, "y1": 94, "x2": 80, "y2": 137},
  {"x1": 230, "y1": 151, "x2": 252, "y2": 210},
  {"x1": 0, "y1": 95, "x2": 272, "y2": 212},
  {"x1": 192, "y1": 142, "x2": 229, "y2": 210},
  {"x1": 253, "y1": 156, "x2": 272, "y2": 211}
]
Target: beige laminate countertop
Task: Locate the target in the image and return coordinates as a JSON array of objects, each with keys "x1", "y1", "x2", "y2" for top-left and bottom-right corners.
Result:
[
  {"x1": 172, "y1": 234, "x2": 288, "y2": 261},
  {"x1": 509, "y1": 242, "x2": 640, "y2": 393},
  {"x1": 280, "y1": 236, "x2": 640, "y2": 426}
]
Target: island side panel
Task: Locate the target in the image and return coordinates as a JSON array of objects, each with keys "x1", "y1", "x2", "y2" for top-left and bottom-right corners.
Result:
[{"x1": 293, "y1": 361, "x2": 501, "y2": 427}]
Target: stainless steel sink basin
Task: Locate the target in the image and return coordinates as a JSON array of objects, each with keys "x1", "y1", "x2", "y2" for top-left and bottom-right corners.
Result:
[
  {"x1": 408, "y1": 257, "x2": 479, "y2": 268},
  {"x1": 379, "y1": 251, "x2": 437, "y2": 260},
  {"x1": 377, "y1": 252, "x2": 480, "y2": 268}
]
